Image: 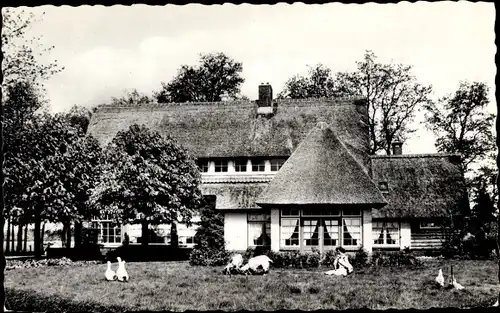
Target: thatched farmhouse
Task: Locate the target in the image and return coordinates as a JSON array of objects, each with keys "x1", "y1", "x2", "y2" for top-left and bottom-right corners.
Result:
[{"x1": 87, "y1": 84, "x2": 468, "y2": 253}]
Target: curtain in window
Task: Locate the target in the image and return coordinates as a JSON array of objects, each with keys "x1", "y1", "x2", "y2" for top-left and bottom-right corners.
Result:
[
  {"x1": 303, "y1": 220, "x2": 318, "y2": 240},
  {"x1": 325, "y1": 222, "x2": 337, "y2": 237},
  {"x1": 282, "y1": 219, "x2": 299, "y2": 246},
  {"x1": 248, "y1": 223, "x2": 263, "y2": 246}
]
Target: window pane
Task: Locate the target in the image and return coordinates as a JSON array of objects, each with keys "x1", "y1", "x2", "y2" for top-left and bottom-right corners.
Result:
[
  {"x1": 197, "y1": 159, "x2": 209, "y2": 172},
  {"x1": 215, "y1": 160, "x2": 228, "y2": 172},
  {"x1": 343, "y1": 208, "x2": 361, "y2": 216},
  {"x1": 270, "y1": 158, "x2": 286, "y2": 171},
  {"x1": 323, "y1": 219, "x2": 339, "y2": 246},
  {"x1": 282, "y1": 208, "x2": 300, "y2": 216},
  {"x1": 248, "y1": 213, "x2": 271, "y2": 222},
  {"x1": 252, "y1": 159, "x2": 266, "y2": 172},
  {"x1": 343, "y1": 218, "x2": 361, "y2": 246},
  {"x1": 234, "y1": 160, "x2": 247, "y2": 172},
  {"x1": 281, "y1": 218, "x2": 300, "y2": 247}
]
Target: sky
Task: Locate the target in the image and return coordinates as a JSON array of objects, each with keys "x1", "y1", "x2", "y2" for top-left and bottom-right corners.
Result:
[{"x1": 5, "y1": 2, "x2": 497, "y2": 155}]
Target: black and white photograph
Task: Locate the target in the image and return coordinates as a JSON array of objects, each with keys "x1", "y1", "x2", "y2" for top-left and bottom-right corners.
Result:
[{"x1": 1, "y1": 1, "x2": 497, "y2": 311}]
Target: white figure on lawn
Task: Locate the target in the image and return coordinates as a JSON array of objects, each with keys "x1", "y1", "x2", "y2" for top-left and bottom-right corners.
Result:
[
  {"x1": 325, "y1": 247, "x2": 353, "y2": 276},
  {"x1": 116, "y1": 257, "x2": 129, "y2": 282},
  {"x1": 240, "y1": 255, "x2": 274, "y2": 275},
  {"x1": 223, "y1": 253, "x2": 244, "y2": 275},
  {"x1": 105, "y1": 260, "x2": 117, "y2": 281}
]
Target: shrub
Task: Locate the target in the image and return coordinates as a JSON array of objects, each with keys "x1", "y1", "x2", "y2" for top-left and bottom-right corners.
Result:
[
  {"x1": 370, "y1": 250, "x2": 422, "y2": 267},
  {"x1": 189, "y1": 247, "x2": 231, "y2": 266},
  {"x1": 351, "y1": 246, "x2": 369, "y2": 267},
  {"x1": 319, "y1": 249, "x2": 337, "y2": 267}
]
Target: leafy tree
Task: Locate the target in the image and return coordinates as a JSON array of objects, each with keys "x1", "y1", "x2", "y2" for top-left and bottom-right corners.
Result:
[
  {"x1": 109, "y1": 89, "x2": 153, "y2": 106},
  {"x1": 64, "y1": 105, "x2": 93, "y2": 133},
  {"x1": 424, "y1": 81, "x2": 495, "y2": 175},
  {"x1": 278, "y1": 64, "x2": 339, "y2": 99},
  {"x1": 335, "y1": 51, "x2": 432, "y2": 154},
  {"x1": 4, "y1": 113, "x2": 85, "y2": 257},
  {"x1": 155, "y1": 52, "x2": 245, "y2": 103},
  {"x1": 90, "y1": 124, "x2": 203, "y2": 246},
  {"x1": 1, "y1": 8, "x2": 63, "y2": 93}
]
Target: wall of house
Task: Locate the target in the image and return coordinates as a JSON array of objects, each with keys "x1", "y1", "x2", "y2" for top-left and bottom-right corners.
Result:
[
  {"x1": 224, "y1": 212, "x2": 248, "y2": 251},
  {"x1": 410, "y1": 225, "x2": 446, "y2": 250},
  {"x1": 362, "y1": 208, "x2": 373, "y2": 253},
  {"x1": 270, "y1": 209, "x2": 280, "y2": 252}
]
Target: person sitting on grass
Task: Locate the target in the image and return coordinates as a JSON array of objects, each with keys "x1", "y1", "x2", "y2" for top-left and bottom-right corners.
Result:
[{"x1": 325, "y1": 247, "x2": 353, "y2": 276}]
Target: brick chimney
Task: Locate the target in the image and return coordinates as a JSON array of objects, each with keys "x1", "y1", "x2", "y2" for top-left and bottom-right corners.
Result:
[
  {"x1": 256, "y1": 83, "x2": 276, "y2": 117},
  {"x1": 257, "y1": 83, "x2": 273, "y2": 107},
  {"x1": 392, "y1": 141, "x2": 403, "y2": 155}
]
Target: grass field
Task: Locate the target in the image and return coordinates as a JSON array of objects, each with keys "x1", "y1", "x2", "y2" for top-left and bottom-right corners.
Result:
[{"x1": 5, "y1": 259, "x2": 500, "y2": 311}]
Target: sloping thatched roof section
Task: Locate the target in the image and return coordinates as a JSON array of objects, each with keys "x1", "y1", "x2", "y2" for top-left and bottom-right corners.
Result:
[
  {"x1": 256, "y1": 123, "x2": 387, "y2": 207},
  {"x1": 201, "y1": 183, "x2": 268, "y2": 210},
  {"x1": 371, "y1": 154, "x2": 468, "y2": 219},
  {"x1": 88, "y1": 98, "x2": 370, "y2": 172}
]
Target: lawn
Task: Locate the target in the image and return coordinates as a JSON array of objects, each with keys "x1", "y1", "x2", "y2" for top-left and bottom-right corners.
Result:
[{"x1": 5, "y1": 259, "x2": 500, "y2": 311}]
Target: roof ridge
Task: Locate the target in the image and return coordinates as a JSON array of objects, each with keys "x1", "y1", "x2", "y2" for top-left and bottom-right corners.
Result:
[
  {"x1": 95, "y1": 99, "x2": 253, "y2": 110},
  {"x1": 276, "y1": 96, "x2": 364, "y2": 104},
  {"x1": 370, "y1": 153, "x2": 461, "y2": 159}
]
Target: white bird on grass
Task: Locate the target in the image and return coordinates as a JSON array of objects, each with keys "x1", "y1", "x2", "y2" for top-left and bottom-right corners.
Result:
[
  {"x1": 435, "y1": 269, "x2": 445, "y2": 287},
  {"x1": 451, "y1": 276, "x2": 465, "y2": 290},
  {"x1": 105, "y1": 261, "x2": 117, "y2": 281},
  {"x1": 116, "y1": 257, "x2": 129, "y2": 282}
]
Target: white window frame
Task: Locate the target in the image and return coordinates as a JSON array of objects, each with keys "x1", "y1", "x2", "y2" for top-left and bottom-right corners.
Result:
[
  {"x1": 252, "y1": 159, "x2": 266, "y2": 172},
  {"x1": 270, "y1": 158, "x2": 286, "y2": 171},
  {"x1": 373, "y1": 221, "x2": 400, "y2": 246},
  {"x1": 91, "y1": 220, "x2": 122, "y2": 246},
  {"x1": 247, "y1": 213, "x2": 271, "y2": 247},
  {"x1": 214, "y1": 160, "x2": 228, "y2": 172},
  {"x1": 234, "y1": 159, "x2": 247, "y2": 172}
]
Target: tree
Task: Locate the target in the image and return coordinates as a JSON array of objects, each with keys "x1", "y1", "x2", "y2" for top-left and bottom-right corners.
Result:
[
  {"x1": 155, "y1": 52, "x2": 245, "y2": 103},
  {"x1": 109, "y1": 89, "x2": 153, "y2": 106},
  {"x1": 90, "y1": 124, "x2": 203, "y2": 247},
  {"x1": 424, "y1": 81, "x2": 495, "y2": 175},
  {"x1": 278, "y1": 64, "x2": 339, "y2": 99},
  {"x1": 193, "y1": 196, "x2": 224, "y2": 250},
  {"x1": 335, "y1": 51, "x2": 432, "y2": 154},
  {"x1": 1, "y1": 8, "x2": 63, "y2": 93}
]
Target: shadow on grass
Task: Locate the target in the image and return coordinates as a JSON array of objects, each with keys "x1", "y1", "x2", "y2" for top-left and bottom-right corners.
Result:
[{"x1": 6, "y1": 288, "x2": 131, "y2": 313}]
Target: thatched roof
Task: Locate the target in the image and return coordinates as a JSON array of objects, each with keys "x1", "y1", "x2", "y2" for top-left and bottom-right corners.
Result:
[
  {"x1": 255, "y1": 122, "x2": 387, "y2": 207},
  {"x1": 371, "y1": 154, "x2": 468, "y2": 219},
  {"x1": 88, "y1": 98, "x2": 370, "y2": 172},
  {"x1": 201, "y1": 182, "x2": 268, "y2": 210}
]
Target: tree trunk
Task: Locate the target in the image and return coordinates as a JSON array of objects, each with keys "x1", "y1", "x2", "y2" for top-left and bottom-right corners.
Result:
[
  {"x1": 74, "y1": 222, "x2": 82, "y2": 248},
  {"x1": 170, "y1": 222, "x2": 178, "y2": 249},
  {"x1": 5, "y1": 217, "x2": 11, "y2": 254},
  {"x1": 496, "y1": 100, "x2": 500, "y2": 305},
  {"x1": 41, "y1": 222, "x2": 45, "y2": 253},
  {"x1": 141, "y1": 221, "x2": 149, "y2": 247},
  {"x1": 23, "y1": 224, "x2": 28, "y2": 252},
  {"x1": 10, "y1": 221, "x2": 15, "y2": 252},
  {"x1": 61, "y1": 222, "x2": 67, "y2": 248},
  {"x1": 16, "y1": 223, "x2": 23, "y2": 253},
  {"x1": 66, "y1": 223, "x2": 72, "y2": 249},
  {"x1": 34, "y1": 210, "x2": 42, "y2": 259}
]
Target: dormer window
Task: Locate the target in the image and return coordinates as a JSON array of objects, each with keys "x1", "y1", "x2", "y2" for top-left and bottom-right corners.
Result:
[
  {"x1": 270, "y1": 158, "x2": 286, "y2": 171},
  {"x1": 234, "y1": 159, "x2": 247, "y2": 172},
  {"x1": 197, "y1": 159, "x2": 209, "y2": 173},
  {"x1": 214, "y1": 160, "x2": 228, "y2": 172},
  {"x1": 252, "y1": 159, "x2": 266, "y2": 172},
  {"x1": 378, "y1": 182, "x2": 388, "y2": 192}
]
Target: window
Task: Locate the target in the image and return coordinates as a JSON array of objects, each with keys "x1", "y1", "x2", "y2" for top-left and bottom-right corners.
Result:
[
  {"x1": 234, "y1": 159, "x2": 247, "y2": 172},
  {"x1": 252, "y1": 159, "x2": 266, "y2": 172},
  {"x1": 248, "y1": 213, "x2": 271, "y2": 247},
  {"x1": 270, "y1": 158, "x2": 286, "y2": 171},
  {"x1": 92, "y1": 221, "x2": 121, "y2": 244},
  {"x1": 323, "y1": 220, "x2": 339, "y2": 247},
  {"x1": 378, "y1": 182, "x2": 389, "y2": 192},
  {"x1": 197, "y1": 159, "x2": 210, "y2": 173},
  {"x1": 303, "y1": 219, "x2": 320, "y2": 246},
  {"x1": 280, "y1": 209, "x2": 359, "y2": 250},
  {"x1": 214, "y1": 160, "x2": 228, "y2": 172},
  {"x1": 373, "y1": 221, "x2": 399, "y2": 245},
  {"x1": 342, "y1": 218, "x2": 361, "y2": 246},
  {"x1": 420, "y1": 221, "x2": 440, "y2": 229},
  {"x1": 281, "y1": 218, "x2": 300, "y2": 247}
]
